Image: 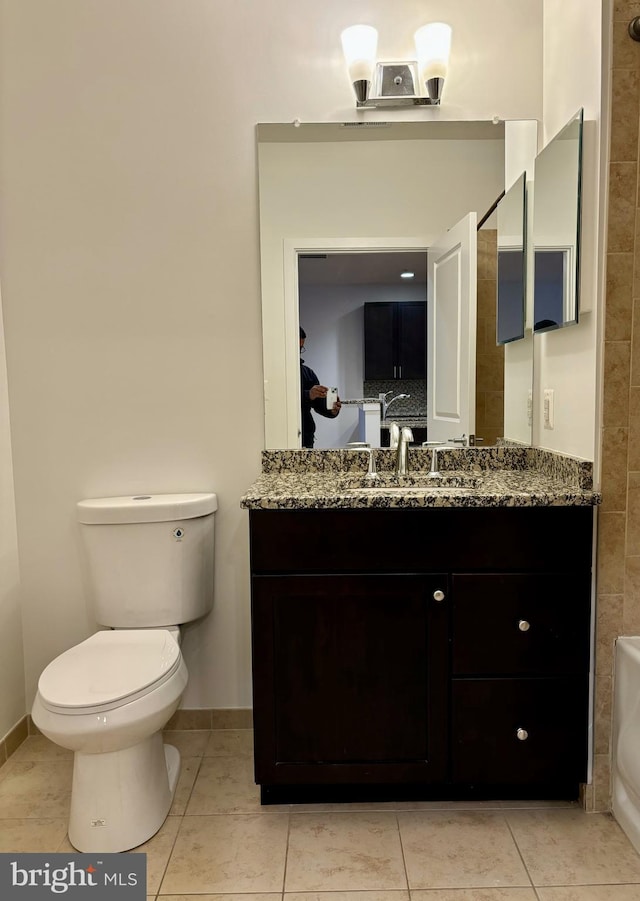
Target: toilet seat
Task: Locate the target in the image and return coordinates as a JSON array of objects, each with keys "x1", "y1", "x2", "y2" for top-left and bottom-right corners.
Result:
[{"x1": 38, "y1": 629, "x2": 182, "y2": 716}]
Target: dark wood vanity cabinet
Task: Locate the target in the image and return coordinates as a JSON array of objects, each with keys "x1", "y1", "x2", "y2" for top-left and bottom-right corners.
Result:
[
  {"x1": 364, "y1": 301, "x2": 426, "y2": 380},
  {"x1": 249, "y1": 506, "x2": 593, "y2": 802}
]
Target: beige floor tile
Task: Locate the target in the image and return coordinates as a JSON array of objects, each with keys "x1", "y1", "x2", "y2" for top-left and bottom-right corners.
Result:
[
  {"x1": 291, "y1": 800, "x2": 502, "y2": 813},
  {"x1": 0, "y1": 817, "x2": 68, "y2": 851},
  {"x1": 8, "y1": 735, "x2": 73, "y2": 763},
  {"x1": 58, "y1": 814, "x2": 181, "y2": 895},
  {"x1": 498, "y1": 800, "x2": 578, "y2": 810},
  {"x1": 398, "y1": 811, "x2": 530, "y2": 889},
  {"x1": 169, "y1": 757, "x2": 201, "y2": 815},
  {"x1": 204, "y1": 729, "x2": 254, "y2": 758},
  {"x1": 160, "y1": 813, "x2": 289, "y2": 894},
  {"x1": 285, "y1": 812, "x2": 407, "y2": 892},
  {"x1": 185, "y1": 755, "x2": 263, "y2": 815},
  {"x1": 506, "y1": 809, "x2": 640, "y2": 885},
  {"x1": 411, "y1": 892, "x2": 537, "y2": 901},
  {"x1": 285, "y1": 893, "x2": 409, "y2": 901},
  {"x1": 537, "y1": 888, "x2": 640, "y2": 900},
  {"x1": 0, "y1": 760, "x2": 72, "y2": 818},
  {"x1": 162, "y1": 730, "x2": 210, "y2": 757},
  {"x1": 162, "y1": 896, "x2": 280, "y2": 901},
  {"x1": 131, "y1": 815, "x2": 182, "y2": 895}
]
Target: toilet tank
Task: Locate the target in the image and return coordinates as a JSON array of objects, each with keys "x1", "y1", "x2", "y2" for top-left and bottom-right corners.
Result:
[{"x1": 77, "y1": 493, "x2": 217, "y2": 628}]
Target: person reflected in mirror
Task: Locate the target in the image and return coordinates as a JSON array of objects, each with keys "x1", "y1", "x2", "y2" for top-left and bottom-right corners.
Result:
[{"x1": 300, "y1": 327, "x2": 341, "y2": 448}]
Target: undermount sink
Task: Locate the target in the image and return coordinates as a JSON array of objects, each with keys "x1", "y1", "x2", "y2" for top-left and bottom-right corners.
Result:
[{"x1": 338, "y1": 472, "x2": 481, "y2": 492}]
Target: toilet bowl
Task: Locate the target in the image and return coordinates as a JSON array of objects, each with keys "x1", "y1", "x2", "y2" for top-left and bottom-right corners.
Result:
[{"x1": 33, "y1": 629, "x2": 188, "y2": 853}]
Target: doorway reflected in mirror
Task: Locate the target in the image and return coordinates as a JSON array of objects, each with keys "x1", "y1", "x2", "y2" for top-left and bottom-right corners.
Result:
[{"x1": 298, "y1": 251, "x2": 427, "y2": 449}]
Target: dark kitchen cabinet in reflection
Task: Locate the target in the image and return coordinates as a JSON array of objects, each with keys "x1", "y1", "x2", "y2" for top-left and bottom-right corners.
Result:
[{"x1": 364, "y1": 301, "x2": 426, "y2": 380}]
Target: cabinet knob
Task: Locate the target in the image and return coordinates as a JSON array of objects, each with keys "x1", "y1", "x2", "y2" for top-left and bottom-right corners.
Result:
[
  {"x1": 516, "y1": 728, "x2": 529, "y2": 741},
  {"x1": 433, "y1": 589, "x2": 445, "y2": 602},
  {"x1": 518, "y1": 619, "x2": 531, "y2": 632}
]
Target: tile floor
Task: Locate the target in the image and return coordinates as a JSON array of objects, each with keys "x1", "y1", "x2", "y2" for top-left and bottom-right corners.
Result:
[{"x1": 1, "y1": 729, "x2": 640, "y2": 900}]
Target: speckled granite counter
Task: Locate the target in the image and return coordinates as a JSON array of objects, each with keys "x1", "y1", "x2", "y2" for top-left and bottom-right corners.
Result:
[
  {"x1": 241, "y1": 447, "x2": 600, "y2": 510},
  {"x1": 380, "y1": 416, "x2": 428, "y2": 430}
]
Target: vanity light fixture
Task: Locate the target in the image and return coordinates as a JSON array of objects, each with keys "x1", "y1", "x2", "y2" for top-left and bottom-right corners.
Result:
[
  {"x1": 400, "y1": 271, "x2": 415, "y2": 279},
  {"x1": 340, "y1": 22, "x2": 452, "y2": 109}
]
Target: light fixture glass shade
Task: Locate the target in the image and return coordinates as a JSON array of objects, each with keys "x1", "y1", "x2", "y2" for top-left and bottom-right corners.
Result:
[
  {"x1": 341, "y1": 24, "x2": 378, "y2": 84},
  {"x1": 414, "y1": 22, "x2": 452, "y2": 90}
]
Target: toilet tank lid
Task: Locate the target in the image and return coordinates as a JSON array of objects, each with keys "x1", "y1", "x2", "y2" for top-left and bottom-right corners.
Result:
[{"x1": 77, "y1": 492, "x2": 217, "y2": 524}]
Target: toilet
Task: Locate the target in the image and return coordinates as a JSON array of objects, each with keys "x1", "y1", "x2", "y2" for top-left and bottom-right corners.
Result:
[{"x1": 31, "y1": 492, "x2": 217, "y2": 853}]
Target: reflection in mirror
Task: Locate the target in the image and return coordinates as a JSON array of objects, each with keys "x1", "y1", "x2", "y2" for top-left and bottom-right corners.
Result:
[
  {"x1": 533, "y1": 109, "x2": 583, "y2": 333},
  {"x1": 299, "y1": 252, "x2": 427, "y2": 449},
  {"x1": 497, "y1": 172, "x2": 526, "y2": 345},
  {"x1": 256, "y1": 120, "x2": 533, "y2": 449}
]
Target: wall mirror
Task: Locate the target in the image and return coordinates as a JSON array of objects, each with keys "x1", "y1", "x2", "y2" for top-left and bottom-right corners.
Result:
[
  {"x1": 257, "y1": 120, "x2": 534, "y2": 450},
  {"x1": 497, "y1": 171, "x2": 526, "y2": 345},
  {"x1": 533, "y1": 108, "x2": 583, "y2": 333}
]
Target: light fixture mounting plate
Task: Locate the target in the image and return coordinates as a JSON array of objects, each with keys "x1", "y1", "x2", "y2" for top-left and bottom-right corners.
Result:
[{"x1": 357, "y1": 61, "x2": 440, "y2": 109}]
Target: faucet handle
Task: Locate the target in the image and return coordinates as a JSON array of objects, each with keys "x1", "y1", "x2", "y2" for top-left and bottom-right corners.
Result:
[{"x1": 389, "y1": 422, "x2": 400, "y2": 449}]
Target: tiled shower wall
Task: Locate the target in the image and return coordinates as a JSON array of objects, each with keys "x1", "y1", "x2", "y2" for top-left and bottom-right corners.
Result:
[{"x1": 588, "y1": 1, "x2": 640, "y2": 812}]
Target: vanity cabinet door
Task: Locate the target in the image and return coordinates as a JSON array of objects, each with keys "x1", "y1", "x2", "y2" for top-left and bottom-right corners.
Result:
[{"x1": 251, "y1": 573, "x2": 449, "y2": 786}]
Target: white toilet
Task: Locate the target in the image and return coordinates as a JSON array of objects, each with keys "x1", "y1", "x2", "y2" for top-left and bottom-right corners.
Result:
[{"x1": 31, "y1": 492, "x2": 217, "y2": 853}]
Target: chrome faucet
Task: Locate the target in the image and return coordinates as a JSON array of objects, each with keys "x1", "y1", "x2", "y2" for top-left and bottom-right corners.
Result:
[
  {"x1": 379, "y1": 391, "x2": 411, "y2": 420},
  {"x1": 395, "y1": 426, "x2": 414, "y2": 475}
]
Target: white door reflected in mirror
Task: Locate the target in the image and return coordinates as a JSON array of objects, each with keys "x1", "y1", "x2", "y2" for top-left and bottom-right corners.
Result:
[{"x1": 427, "y1": 213, "x2": 477, "y2": 444}]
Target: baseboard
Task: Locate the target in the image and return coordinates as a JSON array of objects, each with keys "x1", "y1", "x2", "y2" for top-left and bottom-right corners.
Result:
[
  {"x1": 165, "y1": 708, "x2": 253, "y2": 731},
  {"x1": 0, "y1": 708, "x2": 253, "y2": 774},
  {"x1": 0, "y1": 715, "x2": 29, "y2": 769}
]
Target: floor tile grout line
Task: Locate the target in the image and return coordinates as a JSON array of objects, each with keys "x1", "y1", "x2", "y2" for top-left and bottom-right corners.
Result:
[
  {"x1": 174, "y1": 753, "x2": 204, "y2": 818},
  {"x1": 394, "y1": 811, "x2": 411, "y2": 894},
  {"x1": 154, "y1": 814, "x2": 184, "y2": 898},
  {"x1": 503, "y1": 809, "x2": 537, "y2": 890},
  {"x1": 281, "y1": 810, "x2": 292, "y2": 898}
]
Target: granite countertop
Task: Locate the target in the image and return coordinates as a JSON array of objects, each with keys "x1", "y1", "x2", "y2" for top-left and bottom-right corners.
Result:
[
  {"x1": 241, "y1": 448, "x2": 601, "y2": 510},
  {"x1": 381, "y1": 416, "x2": 428, "y2": 429}
]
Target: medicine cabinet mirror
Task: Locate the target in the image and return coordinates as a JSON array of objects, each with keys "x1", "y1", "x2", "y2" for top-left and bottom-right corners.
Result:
[
  {"x1": 497, "y1": 171, "x2": 527, "y2": 345},
  {"x1": 533, "y1": 109, "x2": 583, "y2": 333}
]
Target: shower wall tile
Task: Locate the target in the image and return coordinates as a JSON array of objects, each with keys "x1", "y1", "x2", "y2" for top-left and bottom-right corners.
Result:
[
  {"x1": 600, "y1": 427, "x2": 629, "y2": 511},
  {"x1": 606, "y1": 254, "x2": 633, "y2": 341}
]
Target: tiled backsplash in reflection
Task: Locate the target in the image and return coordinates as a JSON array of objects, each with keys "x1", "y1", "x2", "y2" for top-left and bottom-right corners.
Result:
[{"x1": 363, "y1": 379, "x2": 427, "y2": 417}]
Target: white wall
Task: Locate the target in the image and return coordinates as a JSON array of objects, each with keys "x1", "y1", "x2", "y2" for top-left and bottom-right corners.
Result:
[
  {"x1": 536, "y1": 0, "x2": 604, "y2": 459},
  {"x1": 0, "y1": 285, "x2": 25, "y2": 739},
  {"x1": 0, "y1": 0, "x2": 543, "y2": 710}
]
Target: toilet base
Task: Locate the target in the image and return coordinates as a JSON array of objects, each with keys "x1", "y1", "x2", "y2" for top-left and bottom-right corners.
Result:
[{"x1": 68, "y1": 733, "x2": 180, "y2": 852}]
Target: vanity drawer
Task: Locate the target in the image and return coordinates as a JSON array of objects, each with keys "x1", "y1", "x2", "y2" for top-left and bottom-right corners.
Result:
[
  {"x1": 452, "y1": 677, "x2": 588, "y2": 786},
  {"x1": 249, "y1": 508, "x2": 593, "y2": 574},
  {"x1": 452, "y1": 573, "x2": 591, "y2": 676}
]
